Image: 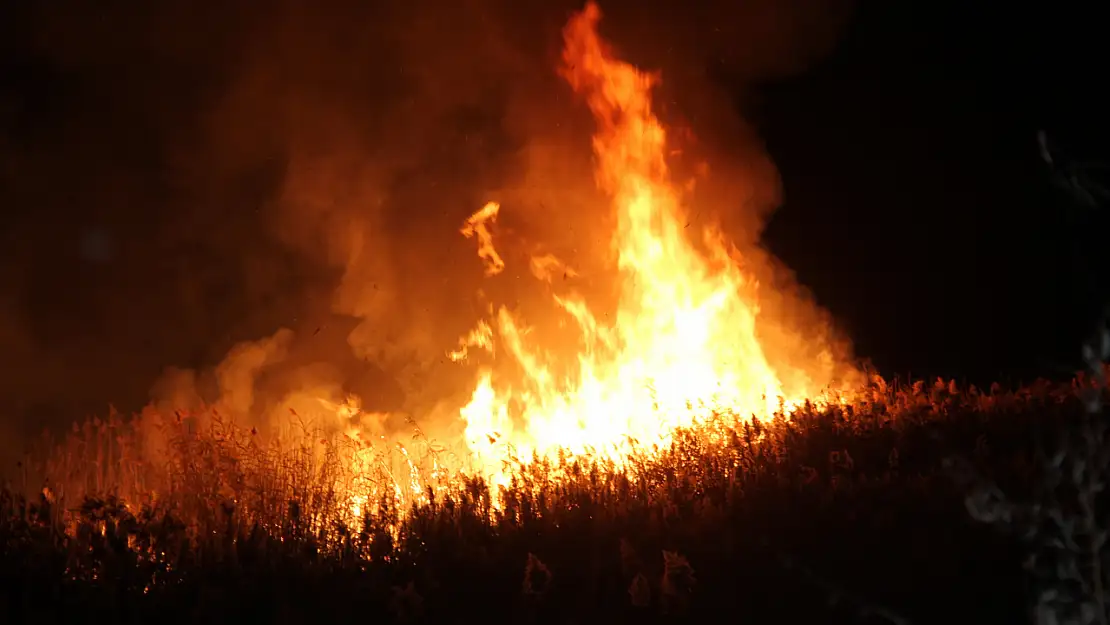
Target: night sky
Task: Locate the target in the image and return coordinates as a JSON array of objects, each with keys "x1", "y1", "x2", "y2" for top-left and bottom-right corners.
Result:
[
  {"x1": 1, "y1": 0, "x2": 1107, "y2": 451},
  {"x1": 755, "y1": 0, "x2": 1109, "y2": 384}
]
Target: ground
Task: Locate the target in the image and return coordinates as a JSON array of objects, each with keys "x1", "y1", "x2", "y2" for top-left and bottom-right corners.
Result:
[{"x1": 5, "y1": 377, "x2": 1097, "y2": 625}]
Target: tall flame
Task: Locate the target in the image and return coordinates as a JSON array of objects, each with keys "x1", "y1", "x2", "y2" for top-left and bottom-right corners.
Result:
[{"x1": 454, "y1": 2, "x2": 845, "y2": 483}]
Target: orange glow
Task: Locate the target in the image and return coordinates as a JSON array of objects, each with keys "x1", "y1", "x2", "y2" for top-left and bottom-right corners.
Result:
[
  {"x1": 460, "y1": 201, "x2": 505, "y2": 277},
  {"x1": 451, "y1": 2, "x2": 849, "y2": 487},
  {"x1": 38, "y1": 2, "x2": 859, "y2": 536}
]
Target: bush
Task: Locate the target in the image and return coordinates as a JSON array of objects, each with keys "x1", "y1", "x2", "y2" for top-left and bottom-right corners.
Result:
[{"x1": 4, "y1": 375, "x2": 1105, "y2": 624}]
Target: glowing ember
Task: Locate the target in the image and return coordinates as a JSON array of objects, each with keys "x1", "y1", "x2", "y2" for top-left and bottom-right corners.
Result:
[
  {"x1": 450, "y1": 2, "x2": 845, "y2": 486},
  {"x1": 460, "y1": 201, "x2": 506, "y2": 277}
]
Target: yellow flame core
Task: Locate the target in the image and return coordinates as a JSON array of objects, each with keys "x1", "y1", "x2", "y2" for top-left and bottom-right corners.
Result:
[{"x1": 454, "y1": 3, "x2": 832, "y2": 486}]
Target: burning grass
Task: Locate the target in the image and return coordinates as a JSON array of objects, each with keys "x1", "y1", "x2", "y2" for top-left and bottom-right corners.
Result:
[
  {"x1": 2, "y1": 2, "x2": 1104, "y2": 622},
  {"x1": 3, "y1": 376, "x2": 1105, "y2": 624}
]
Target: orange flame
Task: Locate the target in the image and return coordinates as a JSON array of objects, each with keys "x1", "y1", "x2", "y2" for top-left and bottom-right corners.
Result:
[
  {"x1": 453, "y1": 2, "x2": 849, "y2": 485},
  {"x1": 460, "y1": 201, "x2": 505, "y2": 276}
]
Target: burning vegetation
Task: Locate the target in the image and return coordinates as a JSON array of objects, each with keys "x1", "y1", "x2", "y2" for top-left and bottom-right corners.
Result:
[
  {"x1": 2, "y1": 2, "x2": 1108, "y2": 624},
  {"x1": 451, "y1": 3, "x2": 855, "y2": 489},
  {"x1": 12, "y1": 1, "x2": 861, "y2": 529}
]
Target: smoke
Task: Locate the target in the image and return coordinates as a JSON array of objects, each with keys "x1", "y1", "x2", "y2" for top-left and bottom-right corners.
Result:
[{"x1": 0, "y1": 0, "x2": 858, "y2": 458}]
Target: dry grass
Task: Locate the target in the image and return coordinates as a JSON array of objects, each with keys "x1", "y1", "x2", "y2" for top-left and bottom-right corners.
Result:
[
  {"x1": 3, "y1": 373, "x2": 1105, "y2": 624},
  {"x1": 955, "y1": 326, "x2": 1110, "y2": 625}
]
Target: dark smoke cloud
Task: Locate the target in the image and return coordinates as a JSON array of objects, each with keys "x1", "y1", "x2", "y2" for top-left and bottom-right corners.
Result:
[{"x1": 0, "y1": 0, "x2": 856, "y2": 458}]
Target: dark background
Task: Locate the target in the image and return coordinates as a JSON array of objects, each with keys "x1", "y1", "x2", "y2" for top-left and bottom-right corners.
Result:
[
  {"x1": 1, "y1": 0, "x2": 1107, "y2": 450},
  {"x1": 755, "y1": 0, "x2": 1109, "y2": 385}
]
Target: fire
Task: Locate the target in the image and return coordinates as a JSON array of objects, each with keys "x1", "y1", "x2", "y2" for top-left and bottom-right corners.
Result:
[
  {"x1": 452, "y1": 2, "x2": 846, "y2": 485},
  {"x1": 83, "y1": 2, "x2": 852, "y2": 534},
  {"x1": 460, "y1": 201, "x2": 505, "y2": 277}
]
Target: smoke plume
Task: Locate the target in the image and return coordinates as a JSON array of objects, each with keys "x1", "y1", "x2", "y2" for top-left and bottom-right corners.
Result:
[{"x1": 0, "y1": 0, "x2": 857, "y2": 459}]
